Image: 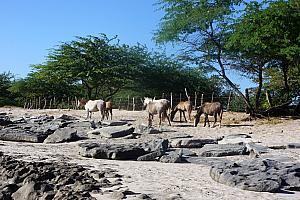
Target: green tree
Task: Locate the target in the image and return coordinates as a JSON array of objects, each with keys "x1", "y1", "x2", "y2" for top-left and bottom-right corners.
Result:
[
  {"x1": 226, "y1": 0, "x2": 300, "y2": 109},
  {"x1": 154, "y1": 0, "x2": 254, "y2": 113},
  {"x1": 37, "y1": 34, "x2": 136, "y2": 99},
  {"x1": 0, "y1": 72, "x2": 14, "y2": 106}
]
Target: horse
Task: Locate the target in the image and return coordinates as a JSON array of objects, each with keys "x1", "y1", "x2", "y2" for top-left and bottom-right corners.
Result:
[
  {"x1": 194, "y1": 102, "x2": 223, "y2": 128},
  {"x1": 105, "y1": 101, "x2": 113, "y2": 120},
  {"x1": 77, "y1": 98, "x2": 106, "y2": 121},
  {"x1": 143, "y1": 97, "x2": 171, "y2": 127},
  {"x1": 170, "y1": 100, "x2": 192, "y2": 122}
]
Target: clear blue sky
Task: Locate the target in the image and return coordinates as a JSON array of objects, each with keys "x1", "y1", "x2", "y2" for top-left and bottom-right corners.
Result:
[{"x1": 0, "y1": 0, "x2": 254, "y2": 91}]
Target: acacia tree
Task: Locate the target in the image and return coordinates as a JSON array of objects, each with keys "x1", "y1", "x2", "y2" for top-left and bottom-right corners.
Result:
[
  {"x1": 226, "y1": 0, "x2": 300, "y2": 109},
  {"x1": 154, "y1": 0, "x2": 255, "y2": 113},
  {"x1": 36, "y1": 34, "x2": 136, "y2": 99}
]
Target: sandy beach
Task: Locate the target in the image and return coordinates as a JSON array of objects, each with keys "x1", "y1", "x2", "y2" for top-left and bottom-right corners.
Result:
[{"x1": 0, "y1": 107, "x2": 299, "y2": 200}]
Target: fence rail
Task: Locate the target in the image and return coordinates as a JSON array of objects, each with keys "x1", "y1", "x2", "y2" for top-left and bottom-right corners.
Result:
[{"x1": 22, "y1": 92, "x2": 246, "y2": 112}]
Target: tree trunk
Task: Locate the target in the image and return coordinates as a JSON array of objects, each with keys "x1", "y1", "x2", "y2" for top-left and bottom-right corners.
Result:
[
  {"x1": 282, "y1": 62, "x2": 290, "y2": 100},
  {"x1": 216, "y1": 50, "x2": 254, "y2": 115},
  {"x1": 255, "y1": 65, "x2": 263, "y2": 111}
]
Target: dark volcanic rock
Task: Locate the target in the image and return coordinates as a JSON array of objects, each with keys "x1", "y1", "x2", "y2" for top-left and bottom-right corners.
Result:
[
  {"x1": 0, "y1": 115, "x2": 12, "y2": 126},
  {"x1": 210, "y1": 158, "x2": 300, "y2": 192},
  {"x1": 79, "y1": 139, "x2": 169, "y2": 160},
  {"x1": 0, "y1": 127, "x2": 50, "y2": 143},
  {"x1": 171, "y1": 138, "x2": 217, "y2": 148},
  {"x1": 44, "y1": 127, "x2": 84, "y2": 143},
  {"x1": 0, "y1": 153, "x2": 121, "y2": 199},
  {"x1": 199, "y1": 143, "x2": 247, "y2": 157}
]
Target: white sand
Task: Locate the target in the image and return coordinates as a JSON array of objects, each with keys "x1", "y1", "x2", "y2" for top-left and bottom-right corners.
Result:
[{"x1": 0, "y1": 107, "x2": 299, "y2": 200}]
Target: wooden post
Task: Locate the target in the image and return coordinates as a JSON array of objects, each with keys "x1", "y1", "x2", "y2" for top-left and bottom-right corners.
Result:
[
  {"x1": 75, "y1": 97, "x2": 78, "y2": 109},
  {"x1": 201, "y1": 94, "x2": 204, "y2": 106},
  {"x1": 49, "y1": 98, "x2": 52, "y2": 109},
  {"x1": 265, "y1": 90, "x2": 272, "y2": 108},
  {"x1": 227, "y1": 91, "x2": 232, "y2": 112},
  {"x1": 53, "y1": 97, "x2": 56, "y2": 109},
  {"x1": 211, "y1": 92, "x2": 214, "y2": 102},
  {"x1": 127, "y1": 95, "x2": 130, "y2": 111},
  {"x1": 118, "y1": 98, "x2": 121, "y2": 110},
  {"x1": 179, "y1": 93, "x2": 182, "y2": 102},
  {"x1": 133, "y1": 97, "x2": 135, "y2": 111},
  {"x1": 68, "y1": 97, "x2": 70, "y2": 109},
  {"x1": 43, "y1": 98, "x2": 47, "y2": 109},
  {"x1": 38, "y1": 97, "x2": 41, "y2": 109},
  {"x1": 23, "y1": 99, "x2": 27, "y2": 109},
  {"x1": 170, "y1": 92, "x2": 173, "y2": 109},
  {"x1": 194, "y1": 92, "x2": 197, "y2": 110},
  {"x1": 162, "y1": 93, "x2": 165, "y2": 98}
]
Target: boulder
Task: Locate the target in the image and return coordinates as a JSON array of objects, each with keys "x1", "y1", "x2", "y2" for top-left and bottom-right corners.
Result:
[
  {"x1": 170, "y1": 138, "x2": 217, "y2": 148},
  {"x1": 44, "y1": 127, "x2": 83, "y2": 143},
  {"x1": 101, "y1": 120, "x2": 128, "y2": 126},
  {"x1": 0, "y1": 115, "x2": 12, "y2": 126},
  {"x1": 79, "y1": 139, "x2": 169, "y2": 160},
  {"x1": 98, "y1": 126, "x2": 135, "y2": 138},
  {"x1": 210, "y1": 158, "x2": 300, "y2": 192},
  {"x1": 134, "y1": 124, "x2": 161, "y2": 134},
  {"x1": 287, "y1": 143, "x2": 300, "y2": 149},
  {"x1": 159, "y1": 151, "x2": 186, "y2": 163},
  {"x1": 0, "y1": 127, "x2": 50, "y2": 143},
  {"x1": 198, "y1": 143, "x2": 247, "y2": 157}
]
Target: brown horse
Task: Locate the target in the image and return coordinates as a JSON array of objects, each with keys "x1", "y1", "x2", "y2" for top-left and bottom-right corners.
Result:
[
  {"x1": 170, "y1": 100, "x2": 192, "y2": 122},
  {"x1": 194, "y1": 102, "x2": 223, "y2": 127}
]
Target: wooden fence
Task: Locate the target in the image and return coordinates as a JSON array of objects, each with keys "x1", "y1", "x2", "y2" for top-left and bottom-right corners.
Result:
[{"x1": 22, "y1": 91, "x2": 246, "y2": 112}]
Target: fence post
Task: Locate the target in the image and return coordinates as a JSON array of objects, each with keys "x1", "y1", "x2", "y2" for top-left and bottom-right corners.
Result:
[
  {"x1": 43, "y1": 98, "x2": 47, "y2": 109},
  {"x1": 265, "y1": 90, "x2": 272, "y2": 108},
  {"x1": 68, "y1": 97, "x2": 70, "y2": 109},
  {"x1": 49, "y1": 98, "x2": 52, "y2": 109},
  {"x1": 201, "y1": 94, "x2": 204, "y2": 106},
  {"x1": 53, "y1": 97, "x2": 56, "y2": 109},
  {"x1": 194, "y1": 92, "x2": 197, "y2": 110},
  {"x1": 211, "y1": 92, "x2": 214, "y2": 102},
  {"x1": 170, "y1": 92, "x2": 173, "y2": 109},
  {"x1": 127, "y1": 95, "x2": 130, "y2": 111},
  {"x1": 227, "y1": 91, "x2": 232, "y2": 112},
  {"x1": 179, "y1": 93, "x2": 182, "y2": 102},
  {"x1": 133, "y1": 97, "x2": 135, "y2": 111},
  {"x1": 118, "y1": 98, "x2": 121, "y2": 110},
  {"x1": 23, "y1": 99, "x2": 27, "y2": 109},
  {"x1": 38, "y1": 97, "x2": 41, "y2": 109}
]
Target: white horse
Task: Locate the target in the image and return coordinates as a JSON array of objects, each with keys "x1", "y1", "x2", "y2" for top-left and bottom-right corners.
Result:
[{"x1": 77, "y1": 98, "x2": 106, "y2": 120}]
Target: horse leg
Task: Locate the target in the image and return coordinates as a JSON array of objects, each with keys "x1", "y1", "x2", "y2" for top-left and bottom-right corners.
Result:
[
  {"x1": 110, "y1": 109, "x2": 113, "y2": 120},
  {"x1": 86, "y1": 109, "x2": 89, "y2": 119},
  {"x1": 213, "y1": 113, "x2": 217, "y2": 127},
  {"x1": 194, "y1": 113, "x2": 200, "y2": 127},
  {"x1": 219, "y1": 110, "x2": 223, "y2": 128},
  {"x1": 159, "y1": 112, "x2": 162, "y2": 127},
  {"x1": 206, "y1": 114, "x2": 210, "y2": 127},
  {"x1": 182, "y1": 111, "x2": 187, "y2": 122},
  {"x1": 165, "y1": 111, "x2": 171, "y2": 126},
  {"x1": 148, "y1": 113, "x2": 152, "y2": 127}
]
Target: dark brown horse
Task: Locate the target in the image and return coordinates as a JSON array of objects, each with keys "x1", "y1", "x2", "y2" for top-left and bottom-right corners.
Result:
[{"x1": 194, "y1": 102, "x2": 223, "y2": 127}]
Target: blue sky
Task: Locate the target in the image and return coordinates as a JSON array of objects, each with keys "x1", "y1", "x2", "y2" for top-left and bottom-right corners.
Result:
[{"x1": 0, "y1": 0, "x2": 254, "y2": 91}]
